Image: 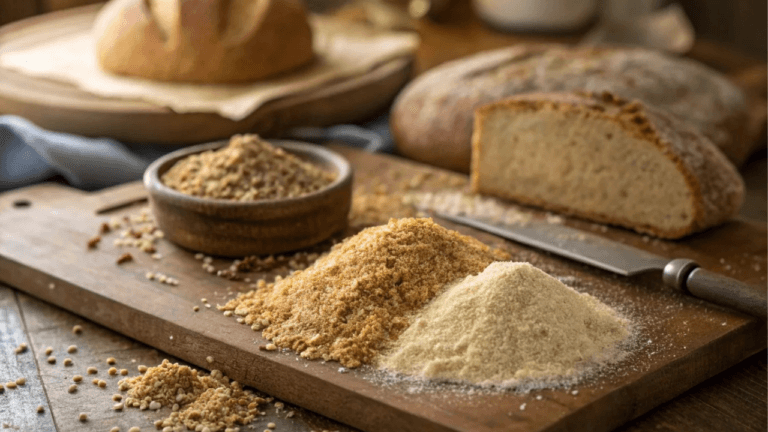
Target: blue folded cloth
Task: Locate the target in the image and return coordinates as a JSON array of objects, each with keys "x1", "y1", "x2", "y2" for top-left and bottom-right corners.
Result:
[{"x1": 0, "y1": 114, "x2": 394, "y2": 192}]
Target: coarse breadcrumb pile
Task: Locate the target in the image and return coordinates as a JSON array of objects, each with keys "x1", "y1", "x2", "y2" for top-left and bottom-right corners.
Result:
[
  {"x1": 220, "y1": 218, "x2": 509, "y2": 367},
  {"x1": 119, "y1": 360, "x2": 265, "y2": 432},
  {"x1": 162, "y1": 134, "x2": 336, "y2": 201}
]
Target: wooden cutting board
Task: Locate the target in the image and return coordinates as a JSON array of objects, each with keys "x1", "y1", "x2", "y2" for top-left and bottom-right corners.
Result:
[
  {"x1": 0, "y1": 4, "x2": 411, "y2": 145},
  {"x1": 0, "y1": 147, "x2": 765, "y2": 432}
]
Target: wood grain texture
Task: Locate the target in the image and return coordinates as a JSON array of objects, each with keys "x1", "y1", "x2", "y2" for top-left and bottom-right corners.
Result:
[
  {"x1": 0, "y1": 147, "x2": 765, "y2": 432},
  {"x1": 0, "y1": 285, "x2": 57, "y2": 431},
  {"x1": 616, "y1": 351, "x2": 767, "y2": 432},
  {"x1": 2, "y1": 281, "x2": 765, "y2": 432},
  {"x1": 6, "y1": 283, "x2": 359, "y2": 432},
  {"x1": 0, "y1": 4, "x2": 412, "y2": 145}
]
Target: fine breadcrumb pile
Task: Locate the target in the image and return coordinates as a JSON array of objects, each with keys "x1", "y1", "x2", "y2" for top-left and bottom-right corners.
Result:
[
  {"x1": 221, "y1": 218, "x2": 509, "y2": 367},
  {"x1": 380, "y1": 262, "x2": 630, "y2": 385},
  {"x1": 119, "y1": 360, "x2": 265, "y2": 432},
  {"x1": 162, "y1": 134, "x2": 336, "y2": 201}
]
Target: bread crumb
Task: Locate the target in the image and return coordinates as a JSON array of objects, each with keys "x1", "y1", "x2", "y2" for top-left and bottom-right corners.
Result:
[
  {"x1": 221, "y1": 218, "x2": 507, "y2": 367},
  {"x1": 117, "y1": 360, "x2": 266, "y2": 431},
  {"x1": 116, "y1": 253, "x2": 133, "y2": 264},
  {"x1": 162, "y1": 135, "x2": 335, "y2": 201},
  {"x1": 87, "y1": 235, "x2": 101, "y2": 249},
  {"x1": 72, "y1": 325, "x2": 83, "y2": 334}
]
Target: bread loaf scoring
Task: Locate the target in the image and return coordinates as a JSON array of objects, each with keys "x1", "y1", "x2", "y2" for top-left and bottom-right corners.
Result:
[
  {"x1": 94, "y1": 0, "x2": 315, "y2": 83},
  {"x1": 392, "y1": 44, "x2": 750, "y2": 172},
  {"x1": 470, "y1": 92, "x2": 745, "y2": 239}
]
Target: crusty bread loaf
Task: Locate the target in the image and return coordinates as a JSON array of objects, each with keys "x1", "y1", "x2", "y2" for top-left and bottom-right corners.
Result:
[
  {"x1": 392, "y1": 44, "x2": 750, "y2": 173},
  {"x1": 470, "y1": 91, "x2": 745, "y2": 239},
  {"x1": 94, "y1": 0, "x2": 314, "y2": 83}
]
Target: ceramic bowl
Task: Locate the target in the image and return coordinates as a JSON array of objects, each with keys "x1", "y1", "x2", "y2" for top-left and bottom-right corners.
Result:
[{"x1": 143, "y1": 140, "x2": 352, "y2": 257}]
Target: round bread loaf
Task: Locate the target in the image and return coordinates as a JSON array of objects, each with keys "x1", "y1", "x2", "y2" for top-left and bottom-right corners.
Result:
[
  {"x1": 94, "y1": 0, "x2": 315, "y2": 83},
  {"x1": 391, "y1": 44, "x2": 750, "y2": 172}
]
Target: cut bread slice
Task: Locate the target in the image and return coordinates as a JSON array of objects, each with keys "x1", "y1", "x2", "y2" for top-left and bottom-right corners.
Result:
[{"x1": 470, "y1": 91, "x2": 745, "y2": 239}]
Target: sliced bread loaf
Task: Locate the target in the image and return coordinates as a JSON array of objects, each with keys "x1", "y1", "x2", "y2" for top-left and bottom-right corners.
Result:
[
  {"x1": 392, "y1": 44, "x2": 750, "y2": 173},
  {"x1": 470, "y1": 92, "x2": 745, "y2": 239}
]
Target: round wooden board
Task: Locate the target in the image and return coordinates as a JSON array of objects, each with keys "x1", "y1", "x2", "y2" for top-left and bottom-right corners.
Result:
[{"x1": 0, "y1": 4, "x2": 412, "y2": 145}]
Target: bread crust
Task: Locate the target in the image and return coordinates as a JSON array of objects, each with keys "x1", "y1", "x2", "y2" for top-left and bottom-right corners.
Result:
[
  {"x1": 470, "y1": 91, "x2": 745, "y2": 239},
  {"x1": 394, "y1": 44, "x2": 750, "y2": 173},
  {"x1": 94, "y1": 0, "x2": 314, "y2": 83}
]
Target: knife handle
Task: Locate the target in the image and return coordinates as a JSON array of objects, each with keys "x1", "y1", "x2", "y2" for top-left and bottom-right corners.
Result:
[{"x1": 663, "y1": 259, "x2": 767, "y2": 318}]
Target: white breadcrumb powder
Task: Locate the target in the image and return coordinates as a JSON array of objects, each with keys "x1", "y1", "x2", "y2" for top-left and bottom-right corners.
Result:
[{"x1": 379, "y1": 262, "x2": 630, "y2": 386}]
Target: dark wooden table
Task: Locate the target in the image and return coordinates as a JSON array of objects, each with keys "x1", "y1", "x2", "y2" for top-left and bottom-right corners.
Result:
[{"x1": 0, "y1": 157, "x2": 765, "y2": 432}]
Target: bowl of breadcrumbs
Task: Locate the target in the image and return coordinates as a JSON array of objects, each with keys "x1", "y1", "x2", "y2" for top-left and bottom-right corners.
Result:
[{"x1": 144, "y1": 134, "x2": 352, "y2": 256}]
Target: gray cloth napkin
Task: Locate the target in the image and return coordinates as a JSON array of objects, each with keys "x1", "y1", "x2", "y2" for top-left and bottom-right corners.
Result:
[{"x1": 0, "y1": 114, "x2": 393, "y2": 192}]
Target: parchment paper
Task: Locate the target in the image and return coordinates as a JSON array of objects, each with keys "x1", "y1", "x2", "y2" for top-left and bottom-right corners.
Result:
[{"x1": 0, "y1": 15, "x2": 419, "y2": 121}]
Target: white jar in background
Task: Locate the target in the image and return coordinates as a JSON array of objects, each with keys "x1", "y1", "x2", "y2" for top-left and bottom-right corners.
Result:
[{"x1": 473, "y1": 0, "x2": 599, "y2": 32}]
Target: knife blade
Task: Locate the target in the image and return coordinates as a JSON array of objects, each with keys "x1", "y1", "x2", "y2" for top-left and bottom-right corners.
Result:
[{"x1": 434, "y1": 211, "x2": 767, "y2": 318}]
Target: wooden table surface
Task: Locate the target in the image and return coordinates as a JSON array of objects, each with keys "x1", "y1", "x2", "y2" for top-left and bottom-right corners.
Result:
[
  {"x1": 1, "y1": 2, "x2": 766, "y2": 431},
  {"x1": 0, "y1": 157, "x2": 765, "y2": 432}
]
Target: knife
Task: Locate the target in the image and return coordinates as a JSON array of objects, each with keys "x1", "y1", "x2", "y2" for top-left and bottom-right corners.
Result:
[{"x1": 434, "y1": 212, "x2": 767, "y2": 318}]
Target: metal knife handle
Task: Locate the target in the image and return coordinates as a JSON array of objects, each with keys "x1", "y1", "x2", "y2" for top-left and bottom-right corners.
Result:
[{"x1": 663, "y1": 259, "x2": 767, "y2": 318}]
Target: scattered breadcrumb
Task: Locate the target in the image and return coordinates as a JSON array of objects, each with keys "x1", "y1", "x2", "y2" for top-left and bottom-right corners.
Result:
[
  {"x1": 5, "y1": 381, "x2": 17, "y2": 389},
  {"x1": 46, "y1": 356, "x2": 56, "y2": 364},
  {"x1": 14, "y1": 343, "x2": 27, "y2": 354},
  {"x1": 44, "y1": 347, "x2": 53, "y2": 355},
  {"x1": 63, "y1": 358, "x2": 73, "y2": 366},
  {"x1": 68, "y1": 384, "x2": 78, "y2": 393},
  {"x1": 79, "y1": 413, "x2": 87, "y2": 422},
  {"x1": 36, "y1": 405, "x2": 44, "y2": 414},
  {"x1": 15, "y1": 377, "x2": 26, "y2": 386},
  {"x1": 87, "y1": 235, "x2": 101, "y2": 249},
  {"x1": 67, "y1": 345, "x2": 77, "y2": 354},
  {"x1": 73, "y1": 375, "x2": 83, "y2": 383},
  {"x1": 87, "y1": 367, "x2": 98, "y2": 374},
  {"x1": 116, "y1": 253, "x2": 133, "y2": 264},
  {"x1": 107, "y1": 357, "x2": 116, "y2": 365},
  {"x1": 72, "y1": 325, "x2": 83, "y2": 334},
  {"x1": 118, "y1": 360, "x2": 266, "y2": 432}
]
